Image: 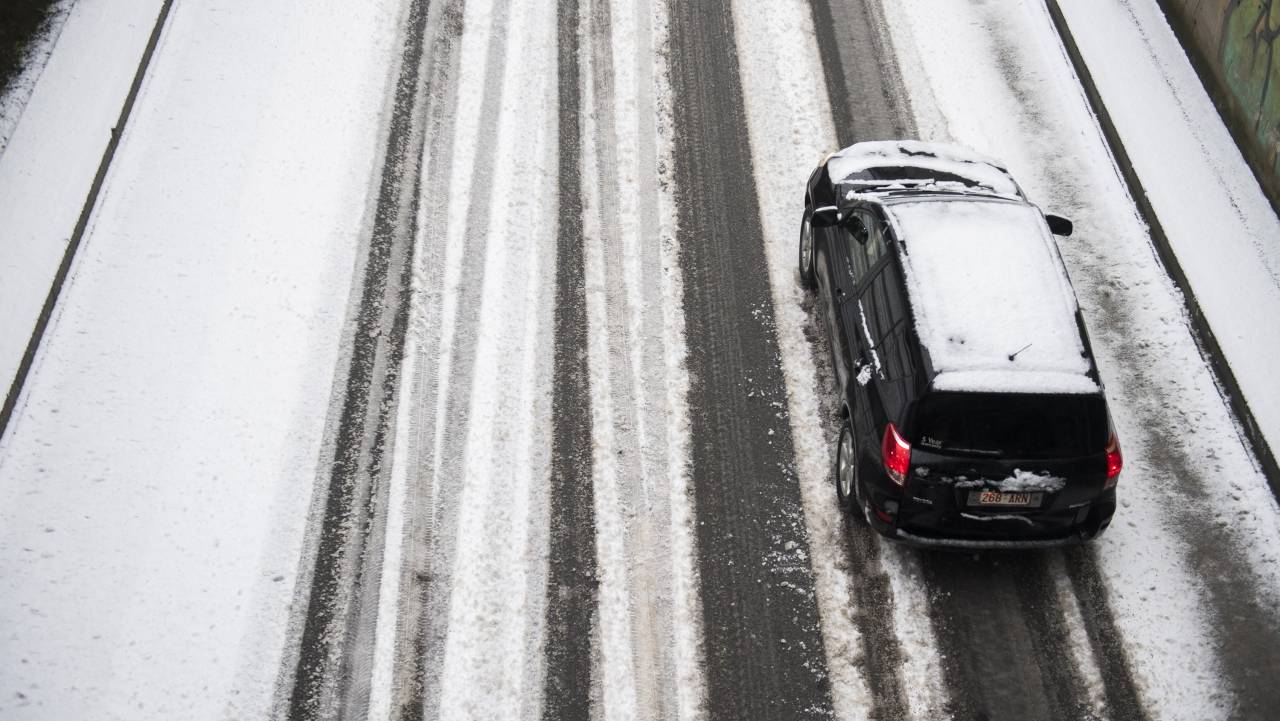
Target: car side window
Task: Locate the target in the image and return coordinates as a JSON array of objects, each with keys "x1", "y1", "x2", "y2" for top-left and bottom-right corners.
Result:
[
  {"x1": 862, "y1": 214, "x2": 887, "y2": 269},
  {"x1": 843, "y1": 216, "x2": 869, "y2": 282}
]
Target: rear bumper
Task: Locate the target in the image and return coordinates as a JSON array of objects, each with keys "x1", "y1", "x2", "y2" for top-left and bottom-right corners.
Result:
[
  {"x1": 863, "y1": 485, "x2": 1116, "y2": 549},
  {"x1": 892, "y1": 527, "x2": 1087, "y2": 550}
]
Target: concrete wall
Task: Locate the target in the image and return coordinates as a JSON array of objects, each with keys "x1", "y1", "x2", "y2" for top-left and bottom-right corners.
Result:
[{"x1": 1162, "y1": 0, "x2": 1280, "y2": 209}]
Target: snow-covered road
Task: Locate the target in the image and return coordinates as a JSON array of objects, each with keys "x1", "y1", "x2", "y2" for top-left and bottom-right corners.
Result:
[{"x1": 1, "y1": 0, "x2": 1278, "y2": 719}]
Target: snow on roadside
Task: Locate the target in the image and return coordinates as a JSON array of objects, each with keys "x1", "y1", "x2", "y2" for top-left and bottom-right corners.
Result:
[
  {"x1": 878, "y1": 1, "x2": 1280, "y2": 717},
  {"x1": 1057, "y1": 0, "x2": 1280, "y2": 471},
  {"x1": 0, "y1": 0, "x2": 164, "y2": 402},
  {"x1": 0, "y1": 0, "x2": 402, "y2": 718},
  {"x1": 0, "y1": 0, "x2": 73, "y2": 155}
]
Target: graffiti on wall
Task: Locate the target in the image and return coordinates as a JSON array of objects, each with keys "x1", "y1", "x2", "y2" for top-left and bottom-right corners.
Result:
[{"x1": 1220, "y1": 0, "x2": 1280, "y2": 177}]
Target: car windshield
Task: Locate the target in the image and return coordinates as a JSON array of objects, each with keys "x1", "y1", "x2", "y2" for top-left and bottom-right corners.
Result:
[{"x1": 910, "y1": 391, "x2": 1106, "y2": 458}]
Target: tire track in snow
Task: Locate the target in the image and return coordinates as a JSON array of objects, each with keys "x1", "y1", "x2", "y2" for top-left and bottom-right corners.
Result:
[
  {"x1": 374, "y1": 0, "x2": 468, "y2": 718},
  {"x1": 282, "y1": 0, "x2": 430, "y2": 717},
  {"x1": 665, "y1": 0, "x2": 835, "y2": 718},
  {"x1": 1063, "y1": 547, "x2": 1148, "y2": 721},
  {"x1": 382, "y1": 0, "x2": 521, "y2": 717},
  {"x1": 542, "y1": 0, "x2": 598, "y2": 716},
  {"x1": 1009, "y1": 557, "x2": 1097, "y2": 718},
  {"x1": 834, "y1": 516, "x2": 908, "y2": 721},
  {"x1": 919, "y1": 550, "x2": 1119, "y2": 721},
  {"x1": 806, "y1": 0, "x2": 911, "y2": 147}
]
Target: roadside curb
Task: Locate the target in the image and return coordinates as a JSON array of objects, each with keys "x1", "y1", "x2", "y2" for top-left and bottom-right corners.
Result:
[
  {"x1": 0, "y1": 0, "x2": 177, "y2": 441},
  {"x1": 1043, "y1": 0, "x2": 1280, "y2": 498}
]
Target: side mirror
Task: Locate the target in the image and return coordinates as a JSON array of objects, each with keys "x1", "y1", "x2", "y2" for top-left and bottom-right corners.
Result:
[
  {"x1": 812, "y1": 205, "x2": 843, "y2": 228},
  {"x1": 1045, "y1": 213, "x2": 1073, "y2": 237}
]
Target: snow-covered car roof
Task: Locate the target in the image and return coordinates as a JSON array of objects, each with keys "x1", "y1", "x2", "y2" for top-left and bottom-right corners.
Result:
[
  {"x1": 883, "y1": 196, "x2": 1098, "y2": 395},
  {"x1": 826, "y1": 141, "x2": 1022, "y2": 198}
]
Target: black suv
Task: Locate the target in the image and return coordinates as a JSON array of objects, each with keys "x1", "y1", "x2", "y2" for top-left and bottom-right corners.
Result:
[{"x1": 799, "y1": 141, "x2": 1122, "y2": 549}]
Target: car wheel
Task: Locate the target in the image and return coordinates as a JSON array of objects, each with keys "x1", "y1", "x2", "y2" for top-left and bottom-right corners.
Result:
[
  {"x1": 835, "y1": 419, "x2": 858, "y2": 512},
  {"x1": 798, "y1": 209, "x2": 816, "y2": 290}
]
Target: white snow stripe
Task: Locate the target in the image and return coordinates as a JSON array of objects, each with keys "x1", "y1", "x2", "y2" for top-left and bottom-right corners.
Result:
[
  {"x1": 435, "y1": 0, "x2": 559, "y2": 717},
  {"x1": 647, "y1": 0, "x2": 709, "y2": 715},
  {"x1": 878, "y1": 546, "x2": 949, "y2": 719},
  {"x1": 580, "y1": 0, "x2": 708, "y2": 717},
  {"x1": 600, "y1": 0, "x2": 689, "y2": 716},
  {"x1": 580, "y1": 3, "x2": 643, "y2": 716}
]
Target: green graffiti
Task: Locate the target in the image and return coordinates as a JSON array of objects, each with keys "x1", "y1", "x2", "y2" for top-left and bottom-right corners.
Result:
[{"x1": 1222, "y1": 0, "x2": 1280, "y2": 176}]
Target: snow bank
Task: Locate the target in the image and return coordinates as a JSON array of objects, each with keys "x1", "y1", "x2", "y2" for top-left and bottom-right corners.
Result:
[
  {"x1": 0, "y1": 1, "x2": 401, "y2": 718},
  {"x1": 0, "y1": 0, "x2": 73, "y2": 154},
  {"x1": 0, "y1": 0, "x2": 164, "y2": 399}
]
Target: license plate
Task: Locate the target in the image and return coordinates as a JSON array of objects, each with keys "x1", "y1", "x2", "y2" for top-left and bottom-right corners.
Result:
[{"x1": 968, "y1": 490, "x2": 1042, "y2": 507}]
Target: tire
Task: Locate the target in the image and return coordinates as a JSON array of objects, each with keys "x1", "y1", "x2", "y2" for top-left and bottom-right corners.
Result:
[
  {"x1": 834, "y1": 418, "x2": 859, "y2": 513},
  {"x1": 798, "y1": 209, "x2": 816, "y2": 290}
]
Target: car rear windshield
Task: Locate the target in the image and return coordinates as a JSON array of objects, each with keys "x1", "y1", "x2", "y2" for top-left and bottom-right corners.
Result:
[{"x1": 910, "y1": 391, "x2": 1107, "y2": 459}]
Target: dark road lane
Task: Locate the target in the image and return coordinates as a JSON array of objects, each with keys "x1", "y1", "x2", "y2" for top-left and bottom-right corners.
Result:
[{"x1": 667, "y1": 1, "x2": 834, "y2": 718}]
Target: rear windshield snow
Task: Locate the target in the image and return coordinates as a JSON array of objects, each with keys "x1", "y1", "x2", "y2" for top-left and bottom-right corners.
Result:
[
  {"x1": 911, "y1": 392, "x2": 1106, "y2": 458},
  {"x1": 827, "y1": 141, "x2": 1022, "y2": 197}
]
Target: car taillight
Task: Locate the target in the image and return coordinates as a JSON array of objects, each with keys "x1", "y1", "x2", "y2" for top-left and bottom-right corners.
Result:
[
  {"x1": 882, "y1": 423, "x2": 911, "y2": 487},
  {"x1": 1104, "y1": 432, "x2": 1122, "y2": 489}
]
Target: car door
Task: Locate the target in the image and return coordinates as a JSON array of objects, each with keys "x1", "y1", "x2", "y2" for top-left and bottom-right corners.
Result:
[
  {"x1": 817, "y1": 214, "x2": 868, "y2": 392},
  {"x1": 872, "y1": 231, "x2": 917, "y2": 428},
  {"x1": 843, "y1": 210, "x2": 891, "y2": 465}
]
